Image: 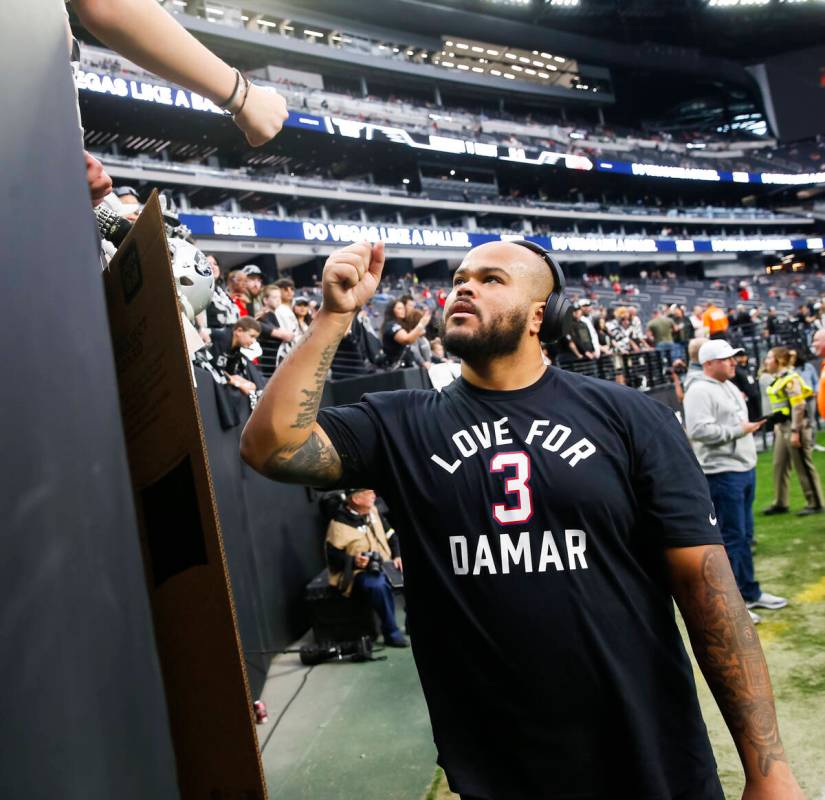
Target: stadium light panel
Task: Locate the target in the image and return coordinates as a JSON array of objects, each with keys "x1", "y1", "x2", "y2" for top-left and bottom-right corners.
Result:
[
  {"x1": 457, "y1": 64, "x2": 470, "y2": 69},
  {"x1": 487, "y1": 49, "x2": 500, "y2": 55},
  {"x1": 547, "y1": 0, "x2": 581, "y2": 6},
  {"x1": 707, "y1": 0, "x2": 770, "y2": 6},
  {"x1": 304, "y1": 29, "x2": 325, "y2": 37},
  {"x1": 504, "y1": 73, "x2": 516, "y2": 79},
  {"x1": 491, "y1": 69, "x2": 502, "y2": 75}
]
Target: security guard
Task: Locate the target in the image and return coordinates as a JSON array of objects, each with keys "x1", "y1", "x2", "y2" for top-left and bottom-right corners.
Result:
[{"x1": 763, "y1": 346, "x2": 824, "y2": 516}]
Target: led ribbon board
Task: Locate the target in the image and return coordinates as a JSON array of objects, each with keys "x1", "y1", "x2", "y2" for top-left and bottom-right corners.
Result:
[
  {"x1": 181, "y1": 214, "x2": 824, "y2": 254},
  {"x1": 76, "y1": 68, "x2": 825, "y2": 187}
]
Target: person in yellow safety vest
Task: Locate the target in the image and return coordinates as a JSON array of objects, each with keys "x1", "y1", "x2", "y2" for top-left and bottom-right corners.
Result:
[
  {"x1": 763, "y1": 346, "x2": 824, "y2": 516},
  {"x1": 814, "y1": 329, "x2": 825, "y2": 420}
]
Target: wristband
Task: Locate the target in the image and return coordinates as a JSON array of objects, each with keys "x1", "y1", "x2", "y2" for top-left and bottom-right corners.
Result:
[
  {"x1": 231, "y1": 75, "x2": 252, "y2": 119},
  {"x1": 219, "y1": 68, "x2": 243, "y2": 113}
]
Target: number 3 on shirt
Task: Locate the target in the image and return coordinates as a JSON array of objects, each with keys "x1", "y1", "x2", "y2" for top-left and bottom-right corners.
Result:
[{"x1": 490, "y1": 451, "x2": 533, "y2": 525}]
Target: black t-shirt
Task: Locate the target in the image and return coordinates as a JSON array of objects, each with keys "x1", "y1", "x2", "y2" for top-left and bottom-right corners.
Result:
[
  {"x1": 317, "y1": 368, "x2": 722, "y2": 800},
  {"x1": 382, "y1": 321, "x2": 406, "y2": 365}
]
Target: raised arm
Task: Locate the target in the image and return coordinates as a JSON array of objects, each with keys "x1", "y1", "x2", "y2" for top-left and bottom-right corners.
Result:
[
  {"x1": 240, "y1": 242, "x2": 385, "y2": 486},
  {"x1": 666, "y1": 545, "x2": 804, "y2": 800},
  {"x1": 71, "y1": 0, "x2": 287, "y2": 146}
]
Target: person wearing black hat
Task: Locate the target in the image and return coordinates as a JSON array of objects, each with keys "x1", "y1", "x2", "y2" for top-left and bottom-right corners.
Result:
[
  {"x1": 568, "y1": 300, "x2": 598, "y2": 360},
  {"x1": 242, "y1": 241, "x2": 803, "y2": 800},
  {"x1": 325, "y1": 488, "x2": 407, "y2": 648}
]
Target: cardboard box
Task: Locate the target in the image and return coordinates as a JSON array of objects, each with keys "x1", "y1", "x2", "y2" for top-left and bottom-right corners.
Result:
[{"x1": 104, "y1": 193, "x2": 267, "y2": 799}]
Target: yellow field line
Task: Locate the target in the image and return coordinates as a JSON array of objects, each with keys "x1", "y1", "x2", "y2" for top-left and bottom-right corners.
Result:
[
  {"x1": 793, "y1": 576, "x2": 825, "y2": 605},
  {"x1": 747, "y1": 577, "x2": 825, "y2": 646}
]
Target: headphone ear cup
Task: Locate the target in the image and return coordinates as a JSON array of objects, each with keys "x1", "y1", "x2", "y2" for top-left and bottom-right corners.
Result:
[{"x1": 540, "y1": 293, "x2": 574, "y2": 344}]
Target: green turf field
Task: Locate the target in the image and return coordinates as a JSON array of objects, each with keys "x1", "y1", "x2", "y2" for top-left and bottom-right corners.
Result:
[{"x1": 426, "y1": 432, "x2": 825, "y2": 800}]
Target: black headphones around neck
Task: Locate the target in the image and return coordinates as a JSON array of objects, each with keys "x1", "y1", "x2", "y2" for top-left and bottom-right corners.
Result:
[{"x1": 511, "y1": 240, "x2": 574, "y2": 344}]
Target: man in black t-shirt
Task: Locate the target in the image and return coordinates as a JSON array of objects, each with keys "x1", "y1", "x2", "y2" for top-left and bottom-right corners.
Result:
[{"x1": 241, "y1": 241, "x2": 802, "y2": 800}]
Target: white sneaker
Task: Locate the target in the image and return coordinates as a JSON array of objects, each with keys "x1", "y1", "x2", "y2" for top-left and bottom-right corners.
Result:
[
  {"x1": 746, "y1": 592, "x2": 788, "y2": 610},
  {"x1": 748, "y1": 609, "x2": 762, "y2": 625}
]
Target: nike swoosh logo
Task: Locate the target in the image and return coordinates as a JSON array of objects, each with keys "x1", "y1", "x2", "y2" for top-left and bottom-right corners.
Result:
[{"x1": 709, "y1": 514, "x2": 717, "y2": 526}]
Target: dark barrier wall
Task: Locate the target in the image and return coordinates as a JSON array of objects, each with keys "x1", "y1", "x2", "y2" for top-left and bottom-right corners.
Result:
[
  {"x1": 0, "y1": 5, "x2": 179, "y2": 799},
  {"x1": 195, "y1": 371, "x2": 328, "y2": 696}
]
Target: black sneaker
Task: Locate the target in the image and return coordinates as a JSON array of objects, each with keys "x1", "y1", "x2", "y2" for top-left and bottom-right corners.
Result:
[
  {"x1": 796, "y1": 506, "x2": 824, "y2": 517},
  {"x1": 384, "y1": 633, "x2": 409, "y2": 648},
  {"x1": 762, "y1": 505, "x2": 789, "y2": 516}
]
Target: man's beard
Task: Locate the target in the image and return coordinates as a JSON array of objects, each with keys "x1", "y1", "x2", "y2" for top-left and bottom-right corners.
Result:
[{"x1": 442, "y1": 305, "x2": 529, "y2": 364}]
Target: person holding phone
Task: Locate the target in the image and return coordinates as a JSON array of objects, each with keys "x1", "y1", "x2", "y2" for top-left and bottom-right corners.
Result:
[{"x1": 683, "y1": 340, "x2": 787, "y2": 624}]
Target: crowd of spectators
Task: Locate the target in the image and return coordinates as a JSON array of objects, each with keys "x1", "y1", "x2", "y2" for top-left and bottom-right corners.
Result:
[
  {"x1": 192, "y1": 249, "x2": 825, "y2": 418},
  {"x1": 94, "y1": 151, "x2": 808, "y2": 232}
]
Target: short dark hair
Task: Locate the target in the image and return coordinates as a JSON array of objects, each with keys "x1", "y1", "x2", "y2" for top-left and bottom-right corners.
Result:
[
  {"x1": 276, "y1": 278, "x2": 295, "y2": 290},
  {"x1": 233, "y1": 317, "x2": 262, "y2": 333}
]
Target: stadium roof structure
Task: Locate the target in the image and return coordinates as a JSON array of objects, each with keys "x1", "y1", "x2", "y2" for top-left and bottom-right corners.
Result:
[
  {"x1": 282, "y1": 0, "x2": 825, "y2": 133},
  {"x1": 304, "y1": 0, "x2": 825, "y2": 62}
]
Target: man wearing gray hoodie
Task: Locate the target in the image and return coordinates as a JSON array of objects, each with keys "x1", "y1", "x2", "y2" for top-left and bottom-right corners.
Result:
[{"x1": 684, "y1": 340, "x2": 787, "y2": 624}]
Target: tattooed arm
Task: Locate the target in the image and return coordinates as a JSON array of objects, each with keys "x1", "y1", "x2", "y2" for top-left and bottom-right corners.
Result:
[
  {"x1": 240, "y1": 241, "x2": 386, "y2": 486},
  {"x1": 666, "y1": 545, "x2": 805, "y2": 799}
]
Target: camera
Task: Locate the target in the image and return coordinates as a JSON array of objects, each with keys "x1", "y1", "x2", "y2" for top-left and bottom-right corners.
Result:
[
  {"x1": 299, "y1": 636, "x2": 376, "y2": 665},
  {"x1": 361, "y1": 550, "x2": 384, "y2": 575}
]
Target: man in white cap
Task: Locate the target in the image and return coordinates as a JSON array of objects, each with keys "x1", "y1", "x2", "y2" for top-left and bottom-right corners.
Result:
[{"x1": 683, "y1": 340, "x2": 787, "y2": 623}]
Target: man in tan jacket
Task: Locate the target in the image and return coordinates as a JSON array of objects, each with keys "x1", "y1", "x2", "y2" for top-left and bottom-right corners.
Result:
[{"x1": 325, "y1": 489, "x2": 408, "y2": 647}]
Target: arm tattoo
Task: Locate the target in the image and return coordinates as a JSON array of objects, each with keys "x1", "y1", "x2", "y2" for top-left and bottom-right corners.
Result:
[
  {"x1": 262, "y1": 430, "x2": 342, "y2": 486},
  {"x1": 686, "y1": 548, "x2": 786, "y2": 777},
  {"x1": 290, "y1": 342, "x2": 338, "y2": 431},
  {"x1": 261, "y1": 335, "x2": 342, "y2": 485}
]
